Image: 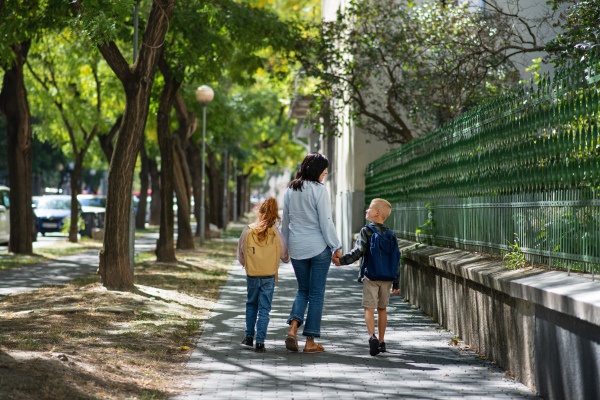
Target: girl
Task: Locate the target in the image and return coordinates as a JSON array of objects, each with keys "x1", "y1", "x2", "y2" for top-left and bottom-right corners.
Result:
[{"x1": 237, "y1": 197, "x2": 290, "y2": 352}]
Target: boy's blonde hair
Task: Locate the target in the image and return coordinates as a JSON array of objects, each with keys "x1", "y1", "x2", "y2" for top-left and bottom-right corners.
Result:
[{"x1": 371, "y1": 198, "x2": 392, "y2": 220}]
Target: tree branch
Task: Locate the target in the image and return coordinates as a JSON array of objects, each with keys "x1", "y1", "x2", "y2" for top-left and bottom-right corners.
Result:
[
  {"x1": 256, "y1": 140, "x2": 276, "y2": 149},
  {"x1": 98, "y1": 114, "x2": 122, "y2": 162},
  {"x1": 70, "y1": 0, "x2": 132, "y2": 83},
  {"x1": 27, "y1": 59, "x2": 79, "y2": 153},
  {"x1": 377, "y1": 47, "x2": 413, "y2": 140},
  {"x1": 92, "y1": 64, "x2": 101, "y2": 114},
  {"x1": 350, "y1": 81, "x2": 409, "y2": 143},
  {"x1": 25, "y1": 60, "x2": 50, "y2": 92},
  {"x1": 135, "y1": 0, "x2": 176, "y2": 79}
]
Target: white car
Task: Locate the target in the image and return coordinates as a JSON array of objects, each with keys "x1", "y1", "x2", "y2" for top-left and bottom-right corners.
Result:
[
  {"x1": 0, "y1": 185, "x2": 10, "y2": 244},
  {"x1": 0, "y1": 185, "x2": 38, "y2": 244}
]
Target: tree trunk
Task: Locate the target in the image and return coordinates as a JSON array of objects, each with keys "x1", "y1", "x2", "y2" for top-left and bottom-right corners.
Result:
[
  {"x1": 154, "y1": 67, "x2": 180, "y2": 262},
  {"x1": 244, "y1": 173, "x2": 251, "y2": 214},
  {"x1": 172, "y1": 92, "x2": 196, "y2": 249},
  {"x1": 136, "y1": 140, "x2": 149, "y2": 229},
  {"x1": 186, "y1": 139, "x2": 202, "y2": 237},
  {"x1": 207, "y1": 148, "x2": 220, "y2": 227},
  {"x1": 228, "y1": 176, "x2": 234, "y2": 224},
  {"x1": 237, "y1": 168, "x2": 244, "y2": 220},
  {"x1": 240, "y1": 170, "x2": 253, "y2": 215},
  {"x1": 0, "y1": 40, "x2": 33, "y2": 254},
  {"x1": 69, "y1": 159, "x2": 83, "y2": 243},
  {"x1": 238, "y1": 168, "x2": 241, "y2": 217},
  {"x1": 173, "y1": 135, "x2": 194, "y2": 249},
  {"x1": 221, "y1": 151, "x2": 228, "y2": 230},
  {"x1": 148, "y1": 157, "x2": 161, "y2": 225},
  {"x1": 72, "y1": 0, "x2": 177, "y2": 289}
]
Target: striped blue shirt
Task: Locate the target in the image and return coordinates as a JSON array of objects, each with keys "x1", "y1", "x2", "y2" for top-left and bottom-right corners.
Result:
[{"x1": 281, "y1": 181, "x2": 342, "y2": 260}]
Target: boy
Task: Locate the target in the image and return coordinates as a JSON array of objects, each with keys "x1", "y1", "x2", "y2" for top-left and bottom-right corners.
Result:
[{"x1": 332, "y1": 198, "x2": 400, "y2": 356}]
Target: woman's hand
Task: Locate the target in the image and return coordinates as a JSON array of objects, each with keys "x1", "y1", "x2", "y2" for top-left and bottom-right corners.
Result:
[{"x1": 333, "y1": 249, "x2": 342, "y2": 259}]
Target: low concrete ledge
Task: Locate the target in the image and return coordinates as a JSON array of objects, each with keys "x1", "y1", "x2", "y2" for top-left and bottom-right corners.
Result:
[
  {"x1": 404, "y1": 244, "x2": 600, "y2": 327},
  {"x1": 399, "y1": 240, "x2": 600, "y2": 400}
]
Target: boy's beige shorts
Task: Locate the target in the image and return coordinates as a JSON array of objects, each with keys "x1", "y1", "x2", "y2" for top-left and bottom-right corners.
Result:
[{"x1": 362, "y1": 279, "x2": 393, "y2": 309}]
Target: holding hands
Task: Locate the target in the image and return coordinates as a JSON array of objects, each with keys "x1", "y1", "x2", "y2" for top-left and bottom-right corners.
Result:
[{"x1": 331, "y1": 249, "x2": 342, "y2": 266}]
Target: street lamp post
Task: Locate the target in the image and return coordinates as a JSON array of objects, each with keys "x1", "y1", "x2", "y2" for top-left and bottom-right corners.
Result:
[
  {"x1": 195, "y1": 85, "x2": 214, "y2": 245},
  {"x1": 233, "y1": 159, "x2": 237, "y2": 222}
]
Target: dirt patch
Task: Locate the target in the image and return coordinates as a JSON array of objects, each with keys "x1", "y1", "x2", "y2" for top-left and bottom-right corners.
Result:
[{"x1": 0, "y1": 238, "x2": 240, "y2": 400}]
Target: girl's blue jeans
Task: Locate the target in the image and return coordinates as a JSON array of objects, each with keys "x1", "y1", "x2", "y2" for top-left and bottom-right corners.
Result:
[
  {"x1": 245, "y1": 274, "x2": 275, "y2": 344},
  {"x1": 287, "y1": 246, "x2": 331, "y2": 338}
]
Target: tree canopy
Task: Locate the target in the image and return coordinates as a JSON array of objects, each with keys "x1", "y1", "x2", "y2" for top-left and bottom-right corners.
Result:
[
  {"x1": 299, "y1": 0, "x2": 558, "y2": 144},
  {"x1": 546, "y1": 0, "x2": 600, "y2": 64},
  {"x1": 26, "y1": 29, "x2": 120, "y2": 171}
]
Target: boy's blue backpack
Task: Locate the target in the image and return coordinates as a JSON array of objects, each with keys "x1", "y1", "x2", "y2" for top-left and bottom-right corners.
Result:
[{"x1": 361, "y1": 225, "x2": 401, "y2": 281}]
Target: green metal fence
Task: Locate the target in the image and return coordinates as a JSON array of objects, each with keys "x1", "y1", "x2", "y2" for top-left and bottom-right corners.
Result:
[{"x1": 366, "y1": 50, "x2": 600, "y2": 275}]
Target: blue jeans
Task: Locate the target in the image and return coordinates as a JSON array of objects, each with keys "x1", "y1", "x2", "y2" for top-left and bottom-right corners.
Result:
[
  {"x1": 245, "y1": 274, "x2": 275, "y2": 344},
  {"x1": 287, "y1": 246, "x2": 331, "y2": 338}
]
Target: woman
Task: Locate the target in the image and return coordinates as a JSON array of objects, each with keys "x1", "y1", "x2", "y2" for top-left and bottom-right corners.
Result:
[{"x1": 281, "y1": 152, "x2": 342, "y2": 353}]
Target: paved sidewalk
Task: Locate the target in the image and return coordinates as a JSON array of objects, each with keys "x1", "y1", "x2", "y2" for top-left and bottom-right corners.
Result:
[
  {"x1": 176, "y1": 261, "x2": 541, "y2": 400},
  {"x1": 0, "y1": 234, "x2": 158, "y2": 295}
]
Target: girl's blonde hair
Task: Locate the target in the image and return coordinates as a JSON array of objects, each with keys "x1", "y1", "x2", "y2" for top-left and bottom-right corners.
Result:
[{"x1": 255, "y1": 197, "x2": 280, "y2": 242}]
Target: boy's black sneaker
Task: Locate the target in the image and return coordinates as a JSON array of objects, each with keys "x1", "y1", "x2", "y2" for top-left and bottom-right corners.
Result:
[
  {"x1": 255, "y1": 343, "x2": 266, "y2": 353},
  {"x1": 369, "y1": 336, "x2": 380, "y2": 356},
  {"x1": 378, "y1": 342, "x2": 386, "y2": 353},
  {"x1": 241, "y1": 337, "x2": 253, "y2": 347}
]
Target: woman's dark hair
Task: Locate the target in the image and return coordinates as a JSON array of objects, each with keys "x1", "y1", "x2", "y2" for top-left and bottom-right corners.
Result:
[{"x1": 289, "y1": 152, "x2": 329, "y2": 191}]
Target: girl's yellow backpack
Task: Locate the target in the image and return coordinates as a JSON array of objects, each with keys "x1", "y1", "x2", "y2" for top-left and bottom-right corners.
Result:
[{"x1": 244, "y1": 223, "x2": 281, "y2": 281}]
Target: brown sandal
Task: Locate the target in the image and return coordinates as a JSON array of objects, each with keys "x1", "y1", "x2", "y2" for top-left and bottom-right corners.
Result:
[
  {"x1": 303, "y1": 343, "x2": 325, "y2": 353},
  {"x1": 285, "y1": 335, "x2": 299, "y2": 352}
]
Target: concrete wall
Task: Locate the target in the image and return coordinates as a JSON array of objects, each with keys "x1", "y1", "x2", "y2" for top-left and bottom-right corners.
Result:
[{"x1": 399, "y1": 241, "x2": 600, "y2": 400}]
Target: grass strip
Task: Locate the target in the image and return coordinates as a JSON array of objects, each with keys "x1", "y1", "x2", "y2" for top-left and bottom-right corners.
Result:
[{"x1": 0, "y1": 238, "x2": 103, "y2": 272}]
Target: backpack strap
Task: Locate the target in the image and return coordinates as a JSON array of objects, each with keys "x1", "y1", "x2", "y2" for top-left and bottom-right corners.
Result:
[
  {"x1": 359, "y1": 224, "x2": 377, "y2": 280},
  {"x1": 365, "y1": 224, "x2": 376, "y2": 234},
  {"x1": 360, "y1": 224, "x2": 389, "y2": 270}
]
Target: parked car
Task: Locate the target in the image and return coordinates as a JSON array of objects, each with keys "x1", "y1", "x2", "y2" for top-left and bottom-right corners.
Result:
[
  {"x1": 0, "y1": 186, "x2": 39, "y2": 244},
  {"x1": 77, "y1": 194, "x2": 106, "y2": 236},
  {"x1": 32, "y1": 196, "x2": 41, "y2": 208},
  {"x1": 0, "y1": 186, "x2": 10, "y2": 244},
  {"x1": 77, "y1": 194, "x2": 106, "y2": 209},
  {"x1": 36, "y1": 195, "x2": 82, "y2": 236}
]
